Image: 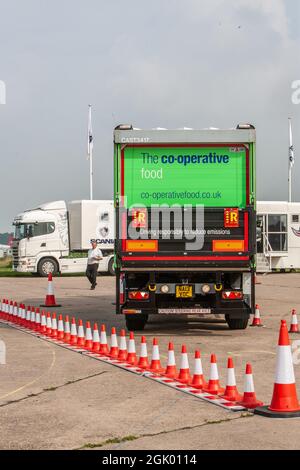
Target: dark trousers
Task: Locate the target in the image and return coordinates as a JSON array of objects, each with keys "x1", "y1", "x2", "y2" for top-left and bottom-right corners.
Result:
[{"x1": 86, "y1": 263, "x2": 98, "y2": 287}]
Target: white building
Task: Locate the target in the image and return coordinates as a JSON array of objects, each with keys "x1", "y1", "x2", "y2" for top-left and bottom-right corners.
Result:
[{"x1": 0, "y1": 244, "x2": 12, "y2": 258}]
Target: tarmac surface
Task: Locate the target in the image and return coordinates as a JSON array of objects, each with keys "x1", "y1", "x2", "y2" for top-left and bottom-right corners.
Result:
[{"x1": 1, "y1": 273, "x2": 300, "y2": 450}]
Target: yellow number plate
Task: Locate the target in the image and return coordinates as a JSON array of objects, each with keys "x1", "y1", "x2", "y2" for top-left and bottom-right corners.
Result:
[{"x1": 176, "y1": 285, "x2": 193, "y2": 298}]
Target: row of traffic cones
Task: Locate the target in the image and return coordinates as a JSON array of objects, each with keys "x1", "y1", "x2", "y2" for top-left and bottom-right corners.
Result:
[
  {"x1": 0, "y1": 299, "x2": 262, "y2": 408},
  {"x1": 1, "y1": 299, "x2": 300, "y2": 417}
]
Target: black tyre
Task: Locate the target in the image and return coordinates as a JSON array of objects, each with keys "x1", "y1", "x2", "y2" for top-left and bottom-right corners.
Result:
[
  {"x1": 125, "y1": 315, "x2": 148, "y2": 331},
  {"x1": 108, "y1": 257, "x2": 115, "y2": 276},
  {"x1": 225, "y1": 315, "x2": 249, "y2": 330},
  {"x1": 37, "y1": 258, "x2": 59, "y2": 277}
]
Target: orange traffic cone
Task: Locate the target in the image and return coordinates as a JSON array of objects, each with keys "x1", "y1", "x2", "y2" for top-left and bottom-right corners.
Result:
[
  {"x1": 35, "y1": 308, "x2": 41, "y2": 332},
  {"x1": 25, "y1": 306, "x2": 31, "y2": 328},
  {"x1": 40, "y1": 311, "x2": 47, "y2": 334},
  {"x1": 164, "y1": 342, "x2": 177, "y2": 378},
  {"x1": 16, "y1": 303, "x2": 22, "y2": 324},
  {"x1": 148, "y1": 338, "x2": 164, "y2": 373},
  {"x1": 84, "y1": 321, "x2": 93, "y2": 350},
  {"x1": 30, "y1": 306, "x2": 36, "y2": 330},
  {"x1": 99, "y1": 324, "x2": 109, "y2": 355},
  {"x1": 77, "y1": 319, "x2": 85, "y2": 347},
  {"x1": 70, "y1": 317, "x2": 78, "y2": 345},
  {"x1": 109, "y1": 327, "x2": 119, "y2": 358},
  {"x1": 255, "y1": 320, "x2": 300, "y2": 417},
  {"x1": 138, "y1": 336, "x2": 149, "y2": 369},
  {"x1": 238, "y1": 363, "x2": 263, "y2": 409},
  {"x1": 92, "y1": 323, "x2": 100, "y2": 352},
  {"x1": 51, "y1": 313, "x2": 58, "y2": 338},
  {"x1": 190, "y1": 350, "x2": 206, "y2": 389},
  {"x1": 289, "y1": 309, "x2": 299, "y2": 333},
  {"x1": 19, "y1": 304, "x2": 24, "y2": 326},
  {"x1": 251, "y1": 304, "x2": 263, "y2": 327},
  {"x1": 46, "y1": 312, "x2": 52, "y2": 336},
  {"x1": 118, "y1": 329, "x2": 128, "y2": 361},
  {"x1": 127, "y1": 332, "x2": 138, "y2": 365},
  {"x1": 9, "y1": 300, "x2": 13, "y2": 321},
  {"x1": 57, "y1": 314, "x2": 64, "y2": 340},
  {"x1": 220, "y1": 357, "x2": 242, "y2": 401},
  {"x1": 40, "y1": 273, "x2": 61, "y2": 307},
  {"x1": 177, "y1": 345, "x2": 191, "y2": 384},
  {"x1": 63, "y1": 315, "x2": 71, "y2": 343},
  {"x1": 12, "y1": 301, "x2": 18, "y2": 323},
  {"x1": 203, "y1": 354, "x2": 224, "y2": 395}
]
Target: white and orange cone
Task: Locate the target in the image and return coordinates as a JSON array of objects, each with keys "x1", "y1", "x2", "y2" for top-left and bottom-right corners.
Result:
[
  {"x1": 92, "y1": 323, "x2": 100, "y2": 352},
  {"x1": 127, "y1": 332, "x2": 138, "y2": 365},
  {"x1": 40, "y1": 273, "x2": 61, "y2": 308},
  {"x1": 138, "y1": 336, "x2": 149, "y2": 369},
  {"x1": 148, "y1": 338, "x2": 164, "y2": 373},
  {"x1": 251, "y1": 304, "x2": 263, "y2": 327},
  {"x1": 70, "y1": 317, "x2": 78, "y2": 345},
  {"x1": 177, "y1": 345, "x2": 191, "y2": 384},
  {"x1": 255, "y1": 320, "x2": 300, "y2": 417},
  {"x1": 46, "y1": 312, "x2": 52, "y2": 336},
  {"x1": 51, "y1": 313, "x2": 58, "y2": 338},
  {"x1": 25, "y1": 306, "x2": 32, "y2": 328},
  {"x1": 35, "y1": 308, "x2": 41, "y2": 332},
  {"x1": 77, "y1": 319, "x2": 85, "y2": 347},
  {"x1": 16, "y1": 303, "x2": 22, "y2": 325},
  {"x1": 40, "y1": 311, "x2": 47, "y2": 334},
  {"x1": 99, "y1": 324, "x2": 109, "y2": 355},
  {"x1": 9, "y1": 300, "x2": 14, "y2": 321},
  {"x1": 13, "y1": 301, "x2": 18, "y2": 323},
  {"x1": 57, "y1": 314, "x2": 64, "y2": 340},
  {"x1": 109, "y1": 327, "x2": 119, "y2": 358},
  {"x1": 238, "y1": 363, "x2": 263, "y2": 409},
  {"x1": 63, "y1": 315, "x2": 71, "y2": 343},
  {"x1": 84, "y1": 321, "x2": 93, "y2": 350},
  {"x1": 289, "y1": 309, "x2": 299, "y2": 333},
  {"x1": 220, "y1": 357, "x2": 242, "y2": 401},
  {"x1": 30, "y1": 306, "x2": 36, "y2": 330},
  {"x1": 203, "y1": 354, "x2": 224, "y2": 395},
  {"x1": 164, "y1": 342, "x2": 177, "y2": 378},
  {"x1": 20, "y1": 304, "x2": 26, "y2": 326},
  {"x1": 118, "y1": 329, "x2": 128, "y2": 361},
  {"x1": 191, "y1": 350, "x2": 206, "y2": 389}
]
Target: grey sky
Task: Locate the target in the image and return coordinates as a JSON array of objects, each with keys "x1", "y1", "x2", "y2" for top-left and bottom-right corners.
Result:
[{"x1": 0, "y1": 0, "x2": 299, "y2": 232}]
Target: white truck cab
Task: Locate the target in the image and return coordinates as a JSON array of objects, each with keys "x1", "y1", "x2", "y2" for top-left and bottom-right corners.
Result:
[{"x1": 12, "y1": 200, "x2": 115, "y2": 276}]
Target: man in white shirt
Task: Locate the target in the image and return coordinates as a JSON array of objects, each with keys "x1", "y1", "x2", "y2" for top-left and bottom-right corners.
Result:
[{"x1": 86, "y1": 241, "x2": 103, "y2": 290}]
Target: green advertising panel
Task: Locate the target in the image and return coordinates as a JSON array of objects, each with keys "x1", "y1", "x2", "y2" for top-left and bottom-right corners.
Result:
[{"x1": 123, "y1": 146, "x2": 247, "y2": 208}]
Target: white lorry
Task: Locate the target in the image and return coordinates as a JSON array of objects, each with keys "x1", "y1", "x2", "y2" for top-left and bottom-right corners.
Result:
[
  {"x1": 256, "y1": 201, "x2": 300, "y2": 272},
  {"x1": 12, "y1": 200, "x2": 115, "y2": 276}
]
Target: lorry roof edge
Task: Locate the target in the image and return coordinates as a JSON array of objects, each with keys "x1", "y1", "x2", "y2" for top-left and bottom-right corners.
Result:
[{"x1": 114, "y1": 128, "x2": 256, "y2": 144}]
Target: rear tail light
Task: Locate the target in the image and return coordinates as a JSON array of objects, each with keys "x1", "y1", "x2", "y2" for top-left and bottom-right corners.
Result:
[
  {"x1": 128, "y1": 291, "x2": 149, "y2": 300},
  {"x1": 222, "y1": 291, "x2": 243, "y2": 300}
]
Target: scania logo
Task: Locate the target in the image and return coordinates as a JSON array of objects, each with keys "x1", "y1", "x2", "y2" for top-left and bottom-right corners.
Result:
[{"x1": 90, "y1": 238, "x2": 114, "y2": 244}]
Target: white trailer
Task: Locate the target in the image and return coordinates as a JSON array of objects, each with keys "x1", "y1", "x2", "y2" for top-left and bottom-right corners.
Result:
[
  {"x1": 256, "y1": 201, "x2": 300, "y2": 272},
  {"x1": 12, "y1": 200, "x2": 115, "y2": 276}
]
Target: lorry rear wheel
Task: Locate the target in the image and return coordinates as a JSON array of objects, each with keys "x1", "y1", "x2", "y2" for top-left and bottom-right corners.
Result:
[
  {"x1": 108, "y1": 257, "x2": 115, "y2": 276},
  {"x1": 225, "y1": 315, "x2": 249, "y2": 330},
  {"x1": 125, "y1": 315, "x2": 148, "y2": 331},
  {"x1": 37, "y1": 258, "x2": 59, "y2": 277}
]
